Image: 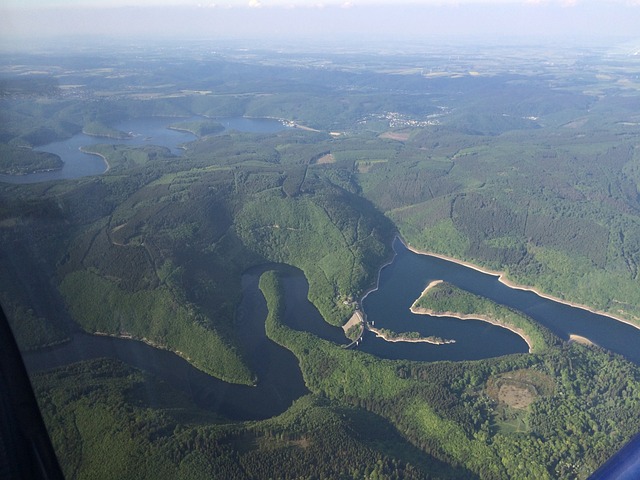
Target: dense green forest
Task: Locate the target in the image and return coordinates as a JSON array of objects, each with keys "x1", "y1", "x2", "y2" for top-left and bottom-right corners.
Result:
[
  {"x1": 259, "y1": 270, "x2": 640, "y2": 479},
  {"x1": 361, "y1": 126, "x2": 640, "y2": 323},
  {"x1": 28, "y1": 271, "x2": 640, "y2": 479},
  {"x1": 1, "y1": 43, "x2": 640, "y2": 478},
  {"x1": 33, "y1": 359, "x2": 451, "y2": 480},
  {"x1": 0, "y1": 144, "x2": 63, "y2": 175}
]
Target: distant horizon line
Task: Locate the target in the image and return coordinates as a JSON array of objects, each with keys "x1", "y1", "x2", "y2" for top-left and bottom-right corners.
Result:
[
  {"x1": 2, "y1": 3, "x2": 640, "y2": 47},
  {"x1": 1, "y1": 32, "x2": 639, "y2": 45}
]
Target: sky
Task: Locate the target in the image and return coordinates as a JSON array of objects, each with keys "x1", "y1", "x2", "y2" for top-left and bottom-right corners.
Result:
[
  {"x1": 3, "y1": 0, "x2": 640, "y2": 6},
  {"x1": 2, "y1": 0, "x2": 640, "y2": 46}
]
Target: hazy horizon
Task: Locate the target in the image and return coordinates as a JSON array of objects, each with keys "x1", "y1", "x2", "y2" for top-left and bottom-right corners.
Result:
[{"x1": 2, "y1": 2, "x2": 640, "y2": 50}]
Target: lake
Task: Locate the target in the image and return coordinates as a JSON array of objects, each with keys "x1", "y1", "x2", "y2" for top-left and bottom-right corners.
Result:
[
  {"x1": 359, "y1": 237, "x2": 640, "y2": 365},
  {"x1": 23, "y1": 240, "x2": 640, "y2": 421},
  {"x1": 24, "y1": 263, "x2": 350, "y2": 420},
  {"x1": 24, "y1": 265, "x2": 311, "y2": 421},
  {"x1": 0, "y1": 116, "x2": 289, "y2": 184}
]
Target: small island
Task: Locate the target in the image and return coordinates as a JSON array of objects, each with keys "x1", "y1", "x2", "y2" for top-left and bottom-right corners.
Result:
[{"x1": 410, "y1": 280, "x2": 559, "y2": 353}]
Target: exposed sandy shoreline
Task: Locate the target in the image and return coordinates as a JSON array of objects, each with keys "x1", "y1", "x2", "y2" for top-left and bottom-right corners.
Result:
[
  {"x1": 410, "y1": 303, "x2": 534, "y2": 353},
  {"x1": 410, "y1": 279, "x2": 534, "y2": 352},
  {"x1": 400, "y1": 237, "x2": 640, "y2": 333},
  {"x1": 568, "y1": 334, "x2": 597, "y2": 347},
  {"x1": 358, "y1": 244, "x2": 529, "y2": 348},
  {"x1": 79, "y1": 147, "x2": 111, "y2": 173}
]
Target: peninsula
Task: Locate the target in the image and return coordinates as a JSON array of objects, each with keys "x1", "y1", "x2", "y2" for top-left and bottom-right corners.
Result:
[
  {"x1": 402, "y1": 238, "x2": 640, "y2": 332},
  {"x1": 410, "y1": 280, "x2": 559, "y2": 353},
  {"x1": 367, "y1": 325, "x2": 455, "y2": 345}
]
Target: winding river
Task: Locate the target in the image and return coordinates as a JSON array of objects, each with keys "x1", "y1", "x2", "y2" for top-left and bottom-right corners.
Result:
[
  {"x1": 13, "y1": 116, "x2": 640, "y2": 421},
  {"x1": 23, "y1": 264, "x2": 346, "y2": 420},
  {"x1": 24, "y1": 241, "x2": 640, "y2": 420}
]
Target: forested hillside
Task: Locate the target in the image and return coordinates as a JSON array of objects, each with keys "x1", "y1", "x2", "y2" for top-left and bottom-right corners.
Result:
[
  {"x1": 1, "y1": 121, "x2": 394, "y2": 383},
  {"x1": 358, "y1": 107, "x2": 640, "y2": 323},
  {"x1": 2, "y1": 43, "x2": 640, "y2": 479}
]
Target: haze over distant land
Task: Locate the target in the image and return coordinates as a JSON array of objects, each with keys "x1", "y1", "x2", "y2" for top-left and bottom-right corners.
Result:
[{"x1": 1, "y1": 1, "x2": 640, "y2": 47}]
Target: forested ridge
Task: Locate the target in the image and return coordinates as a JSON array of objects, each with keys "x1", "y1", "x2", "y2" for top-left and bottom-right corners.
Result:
[{"x1": 1, "y1": 44, "x2": 640, "y2": 478}]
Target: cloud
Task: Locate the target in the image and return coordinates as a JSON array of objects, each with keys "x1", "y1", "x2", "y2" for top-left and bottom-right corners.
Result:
[{"x1": 248, "y1": 0, "x2": 261, "y2": 7}]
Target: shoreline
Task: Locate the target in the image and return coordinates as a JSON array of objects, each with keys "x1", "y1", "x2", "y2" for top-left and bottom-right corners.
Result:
[
  {"x1": 360, "y1": 243, "x2": 399, "y2": 308},
  {"x1": 0, "y1": 166, "x2": 63, "y2": 176},
  {"x1": 82, "y1": 129, "x2": 132, "y2": 140},
  {"x1": 409, "y1": 304, "x2": 534, "y2": 353},
  {"x1": 167, "y1": 125, "x2": 199, "y2": 136},
  {"x1": 410, "y1": 278, "x2": 534, "y2": 352},
  {"x1": 399, "y1": 236, "x2": 640, "y2": 333},
  {"x1": 93, "y1": 330, "x2": 187, "y2": 357},
  {"x1": 79, "y1": 147, "x2": 111, "y2": 173},
  {"x1": 360, "y1": 240, "x2": 534, "y2": 352},
  {"x1": 92, "y1": 330, "x2": 256, "y2": 386},
  {"x1": 166, "y1": 123, "x2": 222, "y2": 137},
  {"x1": 568, "y1": 333, "x2": 597, "y2": 347}
]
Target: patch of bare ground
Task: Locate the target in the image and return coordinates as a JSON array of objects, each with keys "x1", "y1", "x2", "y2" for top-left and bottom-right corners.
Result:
[
  {"x1": 342, "y1": 311, "x2": 362, "y2": 334},
  {"x1": 256, "y1": 435, "x2": 311, "y2": 450},
  {"x1": 497, "y1": 384, "x2": 536, "y2": 410},
  {"x1": 486, "y1": 369, "x2": 555, "y2": 410},
  {"x1": 315, "y1": 153, "x2": 335, "y2": 164},
  {"x1": 569, "y1": 334, "x2": 595, "y2": 346},
  {"x1": 291, "y1": 437, "x2": 311, "y2": 449},
  {"x1": 379, "y1": 131, "x2": 411, "y2": 141}
]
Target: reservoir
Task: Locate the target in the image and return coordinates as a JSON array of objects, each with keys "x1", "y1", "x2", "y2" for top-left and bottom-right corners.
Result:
[
  {"x1": 24, "y1": 265, "x2": 310, "y2": 420},
  {"x1": 0, "y1": 116, "x2": 289, "y2": 184},
  {"x1": 23, "y1": 264, "x2": 345, "y2": 420},
  {"x1": 23, "y1": 240, "x2": 640, "y2": 421},
  {"x1": 360, "y1": 237, "x2": 640, "y2": 365}
]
